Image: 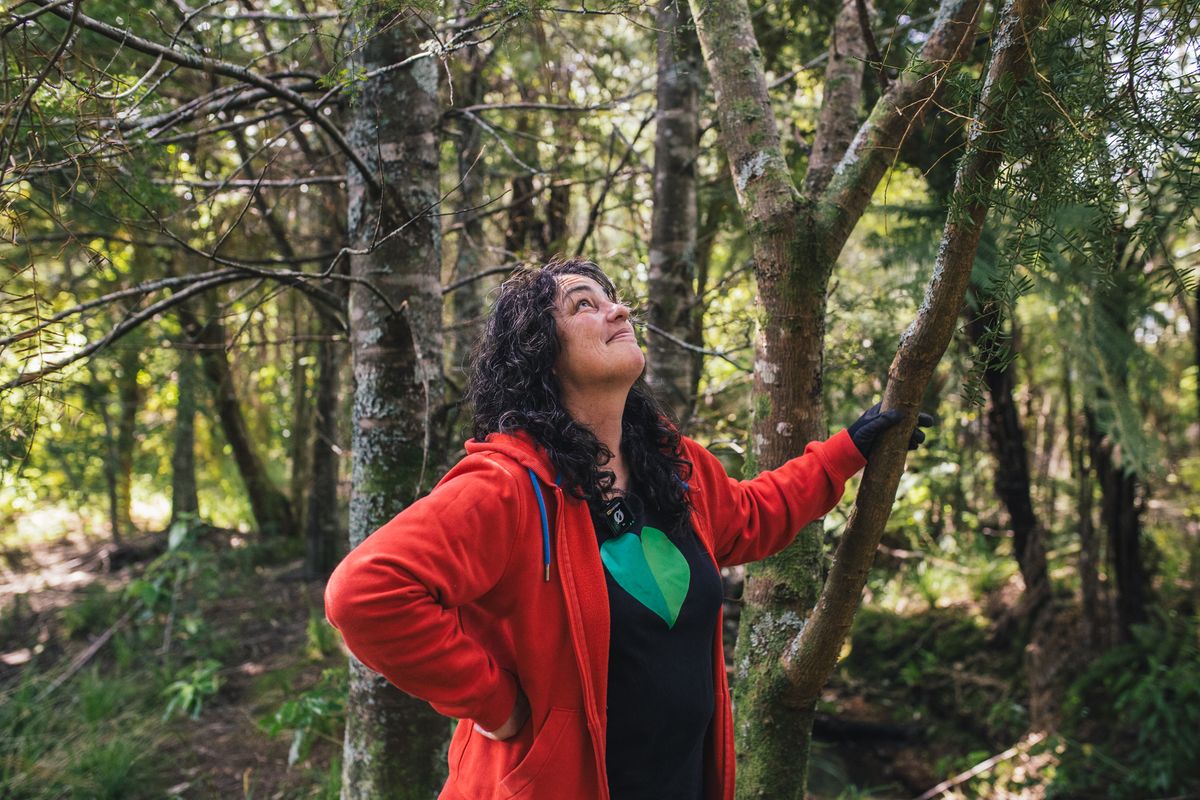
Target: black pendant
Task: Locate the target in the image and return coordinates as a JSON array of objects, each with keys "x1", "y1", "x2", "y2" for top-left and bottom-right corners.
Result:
[{"x1": 603, "y1": 496, "x2": 638, "y2": 537}]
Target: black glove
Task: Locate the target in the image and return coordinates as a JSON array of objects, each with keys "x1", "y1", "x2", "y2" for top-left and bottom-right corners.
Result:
[{"x1": 848, "y1": 402, "x2": 935, "y2": 458}]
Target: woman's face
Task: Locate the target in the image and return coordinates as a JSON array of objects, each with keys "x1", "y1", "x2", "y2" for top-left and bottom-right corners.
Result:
[{"x1": 551, "y1": 273, "x2": 645, "y2": 396}]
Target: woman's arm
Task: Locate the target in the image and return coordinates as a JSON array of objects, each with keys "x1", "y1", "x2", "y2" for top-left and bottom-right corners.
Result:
[
  {"x1": 685, "y1": 429, "x2": 867, "y2": 567},
  {"x1": 323, "y1": 454, "x2": 528, "y2": 732}
]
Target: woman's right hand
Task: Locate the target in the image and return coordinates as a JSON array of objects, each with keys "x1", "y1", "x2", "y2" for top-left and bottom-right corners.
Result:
[{"x1": 474, "y1": 687, "x2": 530, "y2": 741}]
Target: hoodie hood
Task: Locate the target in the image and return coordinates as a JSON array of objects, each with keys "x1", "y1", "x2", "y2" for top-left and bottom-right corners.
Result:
[
  {"x1": 464, "y1": 430, "x2": 561, "y2": 488},
  {"x1": 464, "y1": 430, "x2": 563, "y2": 583}
]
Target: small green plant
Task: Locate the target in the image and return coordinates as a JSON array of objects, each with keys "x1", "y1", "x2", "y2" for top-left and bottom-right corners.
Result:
[
  {"x1": 1048, "y1": 609, "x2": 1200, "y2": 798},
  {"x1": 260, "y1": 667, "x2": 346, "y2": 766},
  {"x1": 305, "y1": 608, "x2": 339, "y2": 661},
  {"x1": 61, "y1": 584, "x2": 121, "y2": 639},
  {"x1": 162, "y1": 659, "x2": 223, "y2": 720},
  {"x1": 68, "y1": 736, "x2": 152, "y2": 800}
]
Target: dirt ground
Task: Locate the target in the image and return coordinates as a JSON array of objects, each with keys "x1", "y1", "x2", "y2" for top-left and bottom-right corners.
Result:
[{"x1": 1, "y1": 530, "x2": 342, "y2": 800}]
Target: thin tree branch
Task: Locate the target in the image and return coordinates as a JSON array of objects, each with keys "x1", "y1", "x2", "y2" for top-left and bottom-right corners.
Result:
[
  {"x1": 855, "y1": 0, "x2": 889, "y2": 92},
  {"x1": 575, "y1": 109, "x2": 655, "y2": 256},
  {"x1": 0, "y1": 264, "x2": 355, "y2": 351},
  {"x1": 643, "y1": 322, "x2": 749, "y2": 372},
  {"x1": 806, "y1": 0, "x2": 870, "y2": 195},
  {"x1": 0, "y1": 0, "x2": 80, "y2": 182},
  {"x1": 8, "y1": 233, "x2": 337, "y2": 265},
  {"x1": 440, "y1": 262, "x2": 520, "y2": 295},
  {"x1": 817, "y1": 0, "x2": 985, "y2": 251},
  {"x1": 914, "y1": 732, "x2": 1047, "y2": 800},
  {"x1": 22, "y1": 0, "x2": 378, "y2": 193},
  {"x1": 149, "y1": 175, "x2": 345, "y2": 189}
]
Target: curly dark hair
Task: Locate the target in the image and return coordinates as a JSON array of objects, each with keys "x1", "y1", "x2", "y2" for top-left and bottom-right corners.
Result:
[{"x1": 466, "y1": 256, "x2": 692, "y2": 529}]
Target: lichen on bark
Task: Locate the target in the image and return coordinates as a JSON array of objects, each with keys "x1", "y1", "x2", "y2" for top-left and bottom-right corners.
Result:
[{"x1": 342, "y1": 6, "x2": 448, "y2": 797}]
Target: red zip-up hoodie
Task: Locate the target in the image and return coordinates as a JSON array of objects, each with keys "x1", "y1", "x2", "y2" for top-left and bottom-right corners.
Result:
[{"x1": 324, "y1": 428, "x2": 867, "y2": 800}]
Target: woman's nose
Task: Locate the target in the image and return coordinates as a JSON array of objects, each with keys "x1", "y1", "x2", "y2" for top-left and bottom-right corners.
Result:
[{"x1": 608, "y1": 300, "x2": 630, "y2": 321}]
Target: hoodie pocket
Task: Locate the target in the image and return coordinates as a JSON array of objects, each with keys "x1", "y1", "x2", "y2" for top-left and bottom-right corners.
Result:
[{"x1": 499, "y1": 707, "x2": 579, "y2": 798}]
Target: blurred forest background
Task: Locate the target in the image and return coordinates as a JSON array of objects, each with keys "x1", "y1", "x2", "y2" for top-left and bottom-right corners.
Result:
[{"x1": 1, "y1": 0, "x2": 1197, "y2": 798}]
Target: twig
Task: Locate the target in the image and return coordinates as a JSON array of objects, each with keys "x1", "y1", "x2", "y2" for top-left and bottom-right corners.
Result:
[
  {"x1": 574, "y1": 109, "x2": 655, "y2": 256},
  {"x1": 643, "y1": 322, "x2": 749, "y2": 373},
  {"x1": 855, "y1": 0, "x2": 890, "y2": 91},
  {"x1": 913, "y1": 731, "x2": 1046, "y2": 800},
  {"x1": 441, "y1": 262, "x2": 520, "y2": 295},
  {"x1": 23, "y1": 0, "x2": 377, "y2": 193},
  {"x1": 35, "y1": 608, "x2": 134, "y2": 702}
]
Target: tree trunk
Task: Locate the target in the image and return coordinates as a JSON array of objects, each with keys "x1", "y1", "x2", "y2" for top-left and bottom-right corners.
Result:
[
  {"x1": 503, "y1": 89, "x2": 541, "y2": 259},
  {"x1": 964, "y1": 301, "x2": 1050, "y2": 612},
  {"x1": 446, "y1": 44, "x2": 490, "y2": 392},
  {"x1": 113, "y1": 340, "x2": 140, "y2": 539},
  {"x1": 178, "y1": 300, "x2": 295, "y2": 538},
  {"x1": 1087, "y1": 409, "x2": 1148, "y2": 642},
  {"x1": 342, "y1": 6, "x2": 447, "y2": 798},
  {"x1": 545, "y1": 182, "x2": 571, "y2": 255},
  {"x1": 170, "y1": 337, "x2": 200, "y2": 529},
  {"x1": 688, "y1": 0, "x2": 984, "y2": 793},
  {"x1": 290, "y1": 293, "x2": 313, "y2": 537},
  {"x1": 306, "y1": 318, "x2": 343, "y2": 580},
  {"x1": 85, "y1": 375, "x2": 123, "y2": 544},
  {"x1": 783, "y1": 0, "x2": 1046, "y2": 706},
  {"x1": 1072, "y1": 395, "x2": 1102, "y2": 650},
  {"x1": 804, "y1": 0, "x2": 868, "y2": 197},
  {"x1": 647, "y1": 0, "x2": 703, "y2": 428}
]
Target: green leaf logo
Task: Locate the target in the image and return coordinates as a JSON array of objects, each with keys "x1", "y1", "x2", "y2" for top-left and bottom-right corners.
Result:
[{"x1": 600, "y1": 526, "x2": 691, "y2": 628}]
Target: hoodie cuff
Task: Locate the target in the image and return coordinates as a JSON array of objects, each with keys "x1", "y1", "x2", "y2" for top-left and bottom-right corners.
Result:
[
  {"x1": 823, "y1": 428, "x2": 868, "y2": 482},
  {"x1": 474, "y1": 670, "x2": 519, "y2": 733}
]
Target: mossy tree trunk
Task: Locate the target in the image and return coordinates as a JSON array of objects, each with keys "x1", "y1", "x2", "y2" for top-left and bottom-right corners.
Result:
[
  {"x1": 687, "y1": 0, "x2": 985, "y2": 793},
  {"x1": 446, "y1": 40, "x2": 490, "y2": 394},
  {"x1": 169, "y1": 335, "x2": 200, "y2": 530},
  {"x1": 782, "y1": 0, "x2": 1045, "y2": 790},
  {"x1": 306, "y1": 311, "x2": 344, "y2": 580},
  {"x1": 341, "y1": 6, "x2": 447, "y2": 799},
  {"x1": 647, "y1": 0, "x2": 703, "y2": 429}
]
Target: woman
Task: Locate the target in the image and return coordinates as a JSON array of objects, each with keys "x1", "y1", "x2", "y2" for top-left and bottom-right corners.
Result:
[{"x1": 324, "y1": 257, "x2": 930, "y2": 800}]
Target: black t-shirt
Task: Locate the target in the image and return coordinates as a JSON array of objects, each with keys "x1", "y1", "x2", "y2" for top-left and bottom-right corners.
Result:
[{"x1": 591, "y1": 492, "x2": 724, "y2": 800}]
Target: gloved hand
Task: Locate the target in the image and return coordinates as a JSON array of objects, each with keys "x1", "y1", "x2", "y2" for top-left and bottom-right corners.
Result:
[{"x1": 848, "y1": 402, "x2": 935, "y2": 459}]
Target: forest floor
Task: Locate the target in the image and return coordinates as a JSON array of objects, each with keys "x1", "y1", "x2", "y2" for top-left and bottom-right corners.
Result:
[
  {"x1": 1, "y1": 527, "x2": 343, "y2": 800},
  {"x1": 2, "y1": 525, "x2": 1054, "y2": 800}
]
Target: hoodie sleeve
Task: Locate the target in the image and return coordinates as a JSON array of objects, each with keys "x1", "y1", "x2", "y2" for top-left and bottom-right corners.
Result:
[
  {"x1": 686, "y1": 428, "x2": 867, "y2": 567},
  {"x1": 323, "y1": 454, "x2": 525, "y2": 731}
]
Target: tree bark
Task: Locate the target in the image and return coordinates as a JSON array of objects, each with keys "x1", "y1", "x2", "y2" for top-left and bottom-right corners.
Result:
[
  {"x1": 306, "y1": 319, "x2": 343, "y2": 580},
  {"x1": 113, "y1": 343, "x2": 140, "y2": 539},
  {"x1": 1088, "y1": 409, "x2": 1148, "y2": 642},
  {"x1": 804, "y1": 0, "x2": 868, "y2": 196},
  {"x1": 446, "y1": 43, "x2": 491, "y2": 392},
  {"x1": 1067, "y1": 375, "x2": 1103, "y2": 650},
  {"x1": 341, "y1": 6, "x2": 447, "y2": 798},
  {"x1": 170, "y1": 337, "x2": 200, "y2": 529},
  {"x1": 647, "y1": 0, "x2": 703, "y2": 428},
  {"x1": 290, "y1": 293, "x2": 313, "y2": 538},
  {"x1": 964, "y1": 300, "x2": 1051, "y2": 613},
  {"x1": 85, "y1": 374, "x2": 123, "y2": 544}
]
